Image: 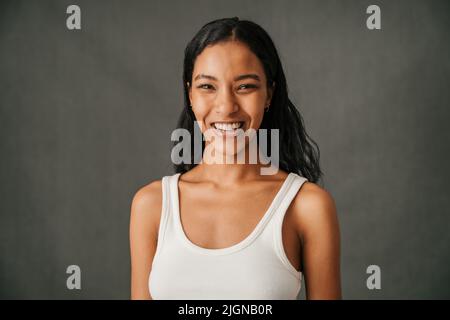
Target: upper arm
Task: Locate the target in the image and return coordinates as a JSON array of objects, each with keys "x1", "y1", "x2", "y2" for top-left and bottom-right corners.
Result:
[
  {"x1": 292, "y1": 182, "x2": 342, "y2": 300},
  {"x1": 129, "y1": 179, "x2": 163, "y2": 300}
]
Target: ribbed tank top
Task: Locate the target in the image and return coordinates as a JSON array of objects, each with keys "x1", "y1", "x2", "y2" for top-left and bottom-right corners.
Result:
[{"x1": 149, "y1": 172, "x2": 308, "y2": 300}]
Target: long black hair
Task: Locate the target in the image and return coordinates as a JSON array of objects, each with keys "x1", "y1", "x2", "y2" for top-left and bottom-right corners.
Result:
[{"x1": 174, "y1": 17, "x2": 323, "y2": 183}]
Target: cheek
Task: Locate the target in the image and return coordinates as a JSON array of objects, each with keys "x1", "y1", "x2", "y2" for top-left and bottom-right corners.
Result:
[
  {"x1": 249, "y1": 112, "x2": 265, "y2": 129},
  {"x1": 192, "y1": 104, "x2": 210, "y2": 123},
  {"x1": 239, "y1": 95, "x2": 266, "y2": 122},
  {"x1": 191, "y1": 92, "x2": 214, "y2": 116},
  {"x1": 192, "y1": 90, "x2": 214, "y2": 104},
  {"x1": 191, "y1": 103, "x2": 214, "y2": 133},
  {"x1": 241, "y1": 89, "x2": 267, "y2": 108}
]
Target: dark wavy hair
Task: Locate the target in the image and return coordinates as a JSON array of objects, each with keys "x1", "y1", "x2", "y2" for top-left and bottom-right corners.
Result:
[{"x1": 174, "y1": 17, "x2": 323, "y2": 183}]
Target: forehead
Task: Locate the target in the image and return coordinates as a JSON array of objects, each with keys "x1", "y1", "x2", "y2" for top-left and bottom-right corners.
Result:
[{"x1": 193, "y1": 40, "x2": 265, "y2": 79}]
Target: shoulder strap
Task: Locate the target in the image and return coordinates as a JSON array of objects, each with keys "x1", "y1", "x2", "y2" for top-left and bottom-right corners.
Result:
[
  {"x1": 271, "y1": 173, "x2": 308, "y2": 276},
  {"x1": 274, "y1": 173, "x2": 308, "y2": 218},
  {"x1": 153, "y1": 175, "x2": 172, "y2": 262}
]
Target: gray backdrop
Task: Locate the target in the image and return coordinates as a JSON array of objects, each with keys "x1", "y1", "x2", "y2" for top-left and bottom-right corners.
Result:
[{"x1": 1, "y1": 0, "x2": 449, "y2": 299}]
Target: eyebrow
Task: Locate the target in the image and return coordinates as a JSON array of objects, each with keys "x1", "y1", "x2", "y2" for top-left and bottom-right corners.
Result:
[{"x1": 193, "y1": 73, "x2": 261, "y2": 82}]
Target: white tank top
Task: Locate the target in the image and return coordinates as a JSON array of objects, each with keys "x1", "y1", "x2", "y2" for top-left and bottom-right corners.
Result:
[{"x1": 149, "y1": 172, "x2": 308, "y2": 300}]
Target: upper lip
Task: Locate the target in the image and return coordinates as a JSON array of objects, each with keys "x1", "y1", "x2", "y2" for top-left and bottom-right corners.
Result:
[{"x1": 211, "y1": 121, "x2": 244, "y2": 124}]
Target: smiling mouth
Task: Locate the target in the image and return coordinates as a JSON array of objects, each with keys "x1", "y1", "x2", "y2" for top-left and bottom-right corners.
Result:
[
  {"x1": 209, "y1": 121, "x2": 245, "y2": 137},
  {"x1": 212, "y1": 121, "x2": 244, "y2": 131}
]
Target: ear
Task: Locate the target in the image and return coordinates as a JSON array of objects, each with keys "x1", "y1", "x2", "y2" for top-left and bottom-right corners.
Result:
[{"x1": 187, "y1": 82, "x2": 193, "y2": 106}]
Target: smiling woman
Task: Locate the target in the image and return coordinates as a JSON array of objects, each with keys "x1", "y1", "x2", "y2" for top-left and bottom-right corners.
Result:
[{"x1": 129, "y1": 17, "x2": 341, "y2": 300}]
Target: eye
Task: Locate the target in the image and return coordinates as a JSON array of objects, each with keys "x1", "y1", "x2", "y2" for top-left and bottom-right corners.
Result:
[
  {"x1": 197, "y1": 84, "x2": 215, "y2": 91},
  {"x1": 237, "y1": 84, "x2": 259, "y2": 91}
]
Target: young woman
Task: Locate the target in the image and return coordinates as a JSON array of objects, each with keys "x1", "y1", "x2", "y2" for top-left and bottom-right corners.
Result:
[{"x1": 130, "y1": 17, "x2": 341, "y2": 300}]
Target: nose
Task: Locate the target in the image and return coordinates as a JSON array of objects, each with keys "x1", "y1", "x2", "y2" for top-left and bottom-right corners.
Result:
[{"x1": 215, "y1": 86, "x2": 239, "y2": 114}]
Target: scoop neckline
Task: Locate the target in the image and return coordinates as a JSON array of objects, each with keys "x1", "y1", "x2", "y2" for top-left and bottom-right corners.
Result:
[{"x1": 171, "y1": 172, "x2": 296, "y2": 256}]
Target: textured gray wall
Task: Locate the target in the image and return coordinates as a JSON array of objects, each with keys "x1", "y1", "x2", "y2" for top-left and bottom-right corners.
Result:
[{"x1": 1, "y1": 0, "x2": 449, "y2": 299}]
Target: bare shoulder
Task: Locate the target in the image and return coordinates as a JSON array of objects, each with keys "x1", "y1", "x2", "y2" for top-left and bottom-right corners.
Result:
[
  {"x1": 131, "y1": 179, "x2": 163, "y2": 209},
  {"x1": 129, "y1": 178, "x2": 164, "y2": 300},
  {"x1": 290, "y1": 181, "x2": 340, "y2": 240},
  {"x1": 130, "y1": 179, "x2": 164, "y2": 241},
  {"x1": 291, "y1": 181, "x2": 337, "y2": 215}
]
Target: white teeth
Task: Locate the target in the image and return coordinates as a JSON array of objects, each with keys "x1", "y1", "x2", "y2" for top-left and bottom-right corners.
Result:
[{"x1": 213, "y1": 122, "x2": 243, "y2": 131}]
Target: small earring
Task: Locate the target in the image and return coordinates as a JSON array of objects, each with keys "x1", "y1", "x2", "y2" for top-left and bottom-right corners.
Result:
[{"x1": 265, "y1": 105, "x2": 270, "y2": 112}]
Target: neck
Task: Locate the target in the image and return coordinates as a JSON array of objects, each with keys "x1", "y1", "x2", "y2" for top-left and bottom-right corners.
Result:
[{"x1": 195, "y1": 143, "x2": 277, "y2": 185}]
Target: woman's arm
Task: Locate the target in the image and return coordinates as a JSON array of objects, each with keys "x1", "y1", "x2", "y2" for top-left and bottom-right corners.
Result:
[
  {"x1": 129, "y1": 180, "x2": 162, "y2": 300},
  {"x1": 293, "y1": 182, "x2": 342, "y2": 299}
]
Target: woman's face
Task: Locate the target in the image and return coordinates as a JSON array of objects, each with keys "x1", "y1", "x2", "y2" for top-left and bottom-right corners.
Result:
[{"x1": 188, "y1": 40, "x2": 273, "y2": 157}]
